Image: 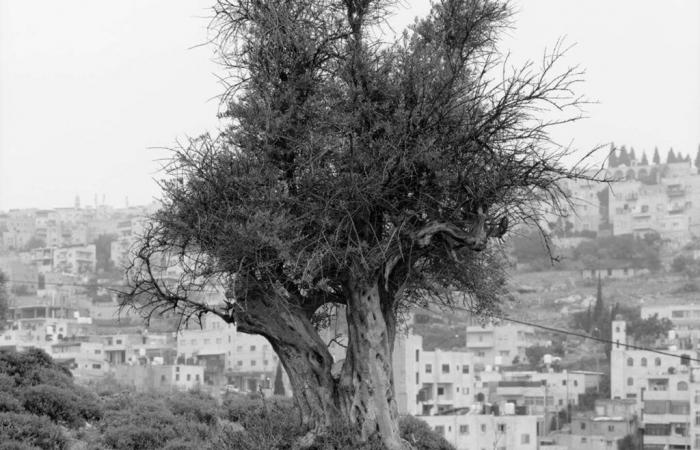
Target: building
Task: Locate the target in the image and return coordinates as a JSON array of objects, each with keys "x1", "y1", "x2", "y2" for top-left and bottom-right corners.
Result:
[
  {"x1": 610, "y1": 319, "x2": 699, "y2": 450},
  {"x1": 393, "y1": 332, "x2": 475, "y2": 416},
  {"x1": 177, "y1": 314, "x2": 279, "y2": 391},
  {"x1": 111, "y1": 364, "x2": 204, "y2": 392},
  {"x1": 422, "y1": 406, "x2": 539, "y2": 450},
  {"x1": 465, "y1": 318, "x2": 540, "y2": 368},
  {"x1": 549, "y1": 399, "x2": 639, "y2": 450}
]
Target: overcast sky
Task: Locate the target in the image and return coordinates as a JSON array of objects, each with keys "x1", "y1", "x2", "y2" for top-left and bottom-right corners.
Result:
[{"x1": 1, "y1": 0, "x2": 698, "y2": 211}]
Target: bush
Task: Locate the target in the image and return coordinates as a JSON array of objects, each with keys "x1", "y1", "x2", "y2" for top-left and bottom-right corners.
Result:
[
  {"x1": 166, "y1": 390, "x2": 219, "y2": 426},
  {"x1": 0, "y1": 349, "x2": 73, "y2": 389},
  {"x1": 399, "y1": 416, "x2": 455, "y2": 450},
  {"x1": 0, "y1": 412, "x2": 67, "y2": 450},
  {"x1": 22, "y1": 384, "x2": 102, "y2": 428},
  {"x1": 0, "y1": 391, "x2": 23, "y2": 412}
]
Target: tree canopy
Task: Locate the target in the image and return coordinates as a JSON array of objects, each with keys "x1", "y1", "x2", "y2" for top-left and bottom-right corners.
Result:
[{"x1": 122, "y1": 1, "x2": 598, "y2": 447}]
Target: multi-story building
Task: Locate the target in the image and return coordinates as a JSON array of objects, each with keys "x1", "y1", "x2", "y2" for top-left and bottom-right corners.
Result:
[
  {"x1": 393, "y1": 332, "x2": 475, "y2": 416},
  {"x1": 465, "y1": 319, "x2": 539, "y2": 368},
  {"x1": 177, "y1": 314, "x2": 279, "y2": 391},
  {"x1": 610, "y1": 319, "x2": 699, "y2": 450},
  {"x1": 422, "y1": 406, "x2": 539, "y2": 450},
  {"x1": 549, "y1": 399, "x2": 639, "y2": 450}
]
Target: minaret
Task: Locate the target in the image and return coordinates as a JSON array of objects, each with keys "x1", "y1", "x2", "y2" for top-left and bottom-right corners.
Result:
[{"x1": 610, "y1": 318, "x2": 627, "y2": 399}]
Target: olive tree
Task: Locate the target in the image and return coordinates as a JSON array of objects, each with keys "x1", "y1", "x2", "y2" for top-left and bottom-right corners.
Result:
[{"x1": 122, "y1": 0, "x2": 598, "y2": 448}]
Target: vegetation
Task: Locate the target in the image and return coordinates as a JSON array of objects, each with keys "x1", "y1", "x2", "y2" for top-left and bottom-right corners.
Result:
[
  {"x1": 572, "y1": 234, "x2": 661, "y2": 271},
  {"x1": 0, "y1": 348, "x2": 452, "y2": 450},
  {"x1": 0, "y1": 271, "x2": 7, "y2": 327},
  {"x1": 122, "y1": 0, "x2": 597, "y2": 446}
]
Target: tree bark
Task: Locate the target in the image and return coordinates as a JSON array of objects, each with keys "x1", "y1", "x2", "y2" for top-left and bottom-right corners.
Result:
[
  {"x1": 233, "y1": 300, "x2": 339, "y2": 440},
  {"x1": 338, "y1": 277, "x2": 404, "y2": 450}
]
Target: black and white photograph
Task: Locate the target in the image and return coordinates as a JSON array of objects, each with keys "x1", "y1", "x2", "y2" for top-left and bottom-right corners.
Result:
[{"x1": 0, "y1": 1, "x2": 699, "y2": 449}]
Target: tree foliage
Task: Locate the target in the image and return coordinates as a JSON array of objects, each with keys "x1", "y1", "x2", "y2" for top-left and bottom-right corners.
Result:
[
  {"x1": 122, "y1": 0, "x2": 599, "y2": 446},
  {"x1": 572, "y1": 233, "x2": 661, "y2": 271}
]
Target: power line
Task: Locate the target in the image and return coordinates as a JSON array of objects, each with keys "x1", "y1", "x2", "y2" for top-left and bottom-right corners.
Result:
[
  {"x1": 416, "y1": 303, "x2": 700, "y2": 364},
  {"x1": 5, "y1": 276, "x2": 700, "y2": 364}
]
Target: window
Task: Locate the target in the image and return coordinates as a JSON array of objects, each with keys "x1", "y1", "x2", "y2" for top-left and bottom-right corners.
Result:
[
  {"x1": 237, "y1": 346, "x2": 242, "y2": 351},
  {"x1": 497, "y1": 424, "x2": 505, "y2": 432},
  {"x1": 441, "y1": 364, "x2": 450, "y2": 374},
  {"x1": 434, "y1": 426, "x2": 444, "y2": 435},
  {"x1": 626, "y1": 357, "x2": 633, "y2": 367},
  {"x1": 681, "y1": 354, "x2": 691, "y2": 366},
  {"x1": 641, "y1": 357, "x2": 647, "y2": 367},
  {"x1": 477, "y1": 351, "x2": 485, "y2": 357},
  {"x1": 521, "y1": 434, "x2": 530, "y2": 444},
  {"x1": 92, "y1": 364, "x2": 101, "y2": 369},
  {"x1": 695, "y1": 411, "x2": 700, "y2": 426},
  {"x1": 216, "y1": 338, "x2": 222, "y2": 344},
  {"x1": 237, "y1": 360, "x2": 243, "y2": 366},
  {"x1": 480, "y1": 424, "x2": 486, "y2": 432},
  {"x1": 186, "y1": 374, "x2": 191, "y2": 381},
  {"x1": 562, "y1": 380, "x2": 567, "y2": 386},
  {"x1": 415, "y1": 350, "x2": 420, "y2": 362},
  {"x1": 251, "y1": 360, "x2": 256, "y2": 366},
  {"x1": 627, "y1": 377, "x2": 633, "y2": 386},
  {"x1": 161, "y1": 375, "x2": 166, "y2": 382},
  {"x1": 250, "y1": 345, "x2": 256, "y2": 351},
  {"x1": 416, "y1": 373, "x2": 419, "y2": 384},
  {"x1": 425, "y1": 364, "x2": 432, "y2": 374},
  {"x1": 655, "y1": 357, "x2": 661, "y2": 366},
  {"x1": 203, "y1": 338, "x2": 210, "y2": 345},
  {"x1": 191, "y1": 339, "x2": 197, "y2": 345},
  {"x1": 94, "y1": 349, "x2": 101, "y2": 354},
  {"x1": 175, "y1": 374, "x2": 180, "y2": 381},
  {"x1": 263, "y1": 360, "x2": 269, "y2": 366},
  {"x1": 116, "y1": 339, "x2": 122, "y2": 345},
  {"x1": 573, "y1": 380, "x2": 578, "y2": 387},
  {"x1": 608, "y1": 425, "x2": 614, "y2": 432},
  {"x1": 462, "y1": 365, "x2": 469, "y2": 374},
  {"x1": 678, "y1": 381, "x2": 689, "y2": 391},
  {"x1": 195, "y1": 374, "x2": 200, "y2": 381},
  {"x1": 580, "y1": 422, "x2": 586, "y2": 430},
  {"x1": 581, "y1": 437, "x2": 587, "y2": 443},
  {"x1": 459, "y1": 425, "x2": 469, "y2": 434},
  {"x1": 437, "y1": 387, "x2": 444, "y2": 395}
]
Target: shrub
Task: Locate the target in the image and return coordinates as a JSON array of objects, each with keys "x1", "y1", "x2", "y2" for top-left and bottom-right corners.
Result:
[
  {"x1": 399, "y1": 416, "x2": 456, "y2": 450},
  {"x1": 0, "y1": 391, "x2": 23, "y2": 412},
  {"x1": 0, "y1": 349, "x2": 73, "y2": 389},
  {"x1": 22, "y1": 384, "x2": 102, "y2": 428},
  {"x1": 0, "y1": 442, "x2": 42, "y2": 450},
  {"x1": 166, "y1": 390, "x2": 219, "y2": 425},
  {"x1": 0, "y1": 412, "x2": 67, "y2": 450}
]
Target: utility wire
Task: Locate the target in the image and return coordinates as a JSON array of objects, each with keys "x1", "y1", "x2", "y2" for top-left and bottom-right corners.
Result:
[
  {"x1": 5, "y1": 277, "x2": 700, "y2": 363},
  {"x1": 417, "y1": 303, "x2": 700, "y2": 364}
]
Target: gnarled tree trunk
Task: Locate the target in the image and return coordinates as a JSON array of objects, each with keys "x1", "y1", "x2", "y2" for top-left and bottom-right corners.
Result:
[
  {"x1": 233, "y1": 300, "x2": 339, "y2": 440},
  {"x1": 338, "y1": 278, "x2": 404, "y2": 450}
]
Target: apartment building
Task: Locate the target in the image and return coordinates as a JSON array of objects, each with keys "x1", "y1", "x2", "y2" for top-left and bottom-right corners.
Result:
[
  {"x1": 465, "y1": 319, "x2": 539, "y2": 367},
  {"x1": 422, "y1": 407, "x2": 538, "y2": 450},
  {"x1": 393, "y1": 332, "x2": 476, "y2": 416},
  {"x1": 610, "y1": 319, "x2": 699, "y2": 449}
]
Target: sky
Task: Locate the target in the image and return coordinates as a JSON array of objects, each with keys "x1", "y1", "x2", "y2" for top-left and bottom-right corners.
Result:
[{"x1": 1, "y1": 0, "x2": 699, "y2": 211}]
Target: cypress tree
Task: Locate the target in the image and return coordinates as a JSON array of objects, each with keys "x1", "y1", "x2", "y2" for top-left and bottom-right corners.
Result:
[
  {"x1": 640, "y1": 152, "x2": 648, "y2": 166},
  {"x1": 667, "y1": 147, "x2": 676, "y2": 164},
  {"x1": 695, "y1": 145, "x2": 700, "y2": 172},
  {"x1": 593, "y1": 275, "x2": 604, "y2": 324},
  {"x1": 618, "y1": 146, "x2": 630, "y2": 166},
  {"x1": 608, "y1": 144, "x2": 618, "y2": 168},
  {"x1": 629, "y1": 147, "x2": 636, "y2": 162},
  {"x1": 273, "y1": 363, "x2": 286, "y2": 396},
  {"x1": 653, "y1": 147, "x2": 661, "y2": 164}
]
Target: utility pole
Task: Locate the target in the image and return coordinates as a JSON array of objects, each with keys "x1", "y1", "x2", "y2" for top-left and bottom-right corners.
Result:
[{"x1": 543, "y1": 380, "x2": 549, "y2": 438}]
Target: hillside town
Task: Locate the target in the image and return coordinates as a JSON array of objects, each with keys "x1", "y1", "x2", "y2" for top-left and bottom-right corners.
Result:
[{"x1": 2, "y1": 147, "x2": 700, "y2": 449}]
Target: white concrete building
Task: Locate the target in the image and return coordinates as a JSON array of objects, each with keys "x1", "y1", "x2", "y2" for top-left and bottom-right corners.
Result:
[
  {"x1": 610, "y1": 319, "x2": 699, "y2": 449},
  {"x1": 393, "y1": 332, "x2": 476, "y2": 416},
  {"x1": 465, "y1": 319, "x2": 540, "y2": 368},
  {"x1": 422, "y1": 409, "x2": 538, "y2": 450}
]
